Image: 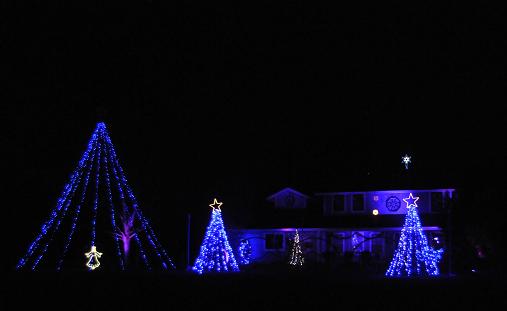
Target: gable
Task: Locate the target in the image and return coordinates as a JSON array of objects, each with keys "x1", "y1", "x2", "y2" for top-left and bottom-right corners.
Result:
[{"x1": 267, "y1": 188, "x2": 309, "y2": 209}]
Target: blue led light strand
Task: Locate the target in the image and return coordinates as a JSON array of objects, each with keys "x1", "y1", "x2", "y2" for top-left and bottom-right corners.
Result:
[
  {"x1": 238, "y1": 239, "x2": 252, "y2": 265},
  {"x1": 57, "y1": 134, "x2": 99, "y2": 271},
  {"x1": 104, "y1": 129, "x2": 173, "y2": 269},
  {"x1": 192, "y1": 200, "x2": 239, "y2": 274},
  {"x1": 100, "y1": 130, "x2": 125, "y2": 270},
  {"x1": 386, "y1": 193, "x2": 443, "y2": 277},
  {"x1": 17, "y1": 126, "x2": 99, "y2": 270},
  {"x1": 135, "y1": 209, "x2": 175, "y2": 269},
  {"x1": 18, "y1": 122, "x2": 172, "y2": 271},
  {"x1": 108, "y1": 147, "x2": 171, "y2": 268},
  {"x1": 31, "y1": 137, "x2": 96, "y2": 270},
  {"x1": 102, "y1": 131, "x2": 151, "y2": 270},
  {"x1": 90, "y1": 128, "x2": 102, "y2": 247}
]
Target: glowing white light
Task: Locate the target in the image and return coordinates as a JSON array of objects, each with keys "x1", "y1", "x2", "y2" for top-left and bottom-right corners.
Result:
[
  {"x1": 209, "y1": 198, "x2": 223, "y2": 211},
  {"x1": 289, "y1": 229, "x2": 304, "y2": 266},
  {"x1": 85, "y1": 246, "x2": 103, "y2": 270},
  {"x1": 372, "y1": 209, "x2": 379, "y2": 216},
  {"x1": 403, "y1": 193, "x2": 419, "y2": 208},
  {"x1": 402, "y1": 154, "x2": 411, "y2": 169}
]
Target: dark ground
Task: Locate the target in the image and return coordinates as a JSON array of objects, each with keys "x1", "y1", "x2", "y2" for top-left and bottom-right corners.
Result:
[{"x1": 5, "y1": 270, "x2": 506, "y2": 310}]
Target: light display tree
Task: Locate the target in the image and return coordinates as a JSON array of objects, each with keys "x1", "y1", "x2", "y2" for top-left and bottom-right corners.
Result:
[
  {"x1": 238, "y1": 239, "x2": 252, "y2": 265},
  {"x1": 192, "y1": 198, "x2": 240, "y2": 274},
  {"x1": 386, "y1": 193, "x2": 444, "y2": 277},
  {"x1": 289, "y1": 229, "x2": 304, "y2": 266},
  {"x1": 16, "y1": 122, "x2": 175, "y2": 271}
]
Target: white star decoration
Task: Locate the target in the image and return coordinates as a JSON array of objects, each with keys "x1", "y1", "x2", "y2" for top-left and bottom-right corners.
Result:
[
  {"x1": 403, "y1": 193, "x2": 419, "y2": 209},
  {"x1": 402, "y1": 154, "x2": 411, "y2": 169},
  {"x1": 209, "y1": 198, "x2": 223, "y2": 211}
]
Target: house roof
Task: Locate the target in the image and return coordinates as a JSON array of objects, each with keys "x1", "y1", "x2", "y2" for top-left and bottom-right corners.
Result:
[
  {"x1": 315, "y1": 188, "x2": 456, "y2": 196},
  {"x1": 266, "y1": 187, "x2": 310, "y2": 201}
]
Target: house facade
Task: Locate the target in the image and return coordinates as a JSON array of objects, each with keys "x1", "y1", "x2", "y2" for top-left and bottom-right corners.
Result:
[{"x1": 229, "y1": 187, "x2": 455, "y2": 266}]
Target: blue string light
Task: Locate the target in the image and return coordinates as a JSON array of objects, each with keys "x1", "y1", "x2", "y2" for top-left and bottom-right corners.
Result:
[
  {"x1": 386, "y1": 193, "x2": 444, "y2": 277},
  {"x1": 18, "y1": 122, "x2": 174, "y2": 271},
  {"x1": 57, "y1": 134, "x2": 99, "y2": 271},
  {"x1": 91, "y1": 128, "x2": 102, "y2": 247},
  {"x1": 32, "y1": 133, "x2": 100, "y2": 270},
  {"x1": 101, "y1": 130, "x2": 125, "y2": 270},
  {"x1": 31, "y1": 162, "x2": 83, "y2": 270},
  {"x1": 17, "y1": 125, "x2": 99, "y2": 270},
  {"x1": 238, "y1": 239, "x2": 252, "y2": 265},
  {"x1": 104, "y1": 130, "x2": 173, "y2": 269},
  {"x1": 192, "y1": 200, "x2": 239, "y2": 274},
  {"x1": 102, "y1": 130, "x2": 151, "y2": 270}
]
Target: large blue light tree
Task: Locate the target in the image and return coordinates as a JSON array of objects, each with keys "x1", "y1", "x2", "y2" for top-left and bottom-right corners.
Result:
[
  {"x1": 386, "y1": 193, "x2": 443, "y2": 277},
  {"x1": 17, "y1": 122, "x2": 175, "y2": 271},
  {"x1": 192, "y1": 199, "x2": 239, "y2": 274}
]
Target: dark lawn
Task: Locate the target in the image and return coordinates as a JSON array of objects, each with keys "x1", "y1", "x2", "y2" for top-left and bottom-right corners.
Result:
[{"x1": 5, "y1": 269, "x2": 506, "y2": 310}]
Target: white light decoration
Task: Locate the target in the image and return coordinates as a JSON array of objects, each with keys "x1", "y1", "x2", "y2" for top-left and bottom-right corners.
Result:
[
  {"x1": 85, "y1": 246, "x2": 103, "y2": 270},
  {"x1": 289, "y1": 229, "x2": 304, "y2": 266},
  {"x1": 209, "y1": 198, "x2": 223, "y2": 211},
  {"x1": 402, "y1": 192, "x2": 419, "y2": 208},
  {"x1": 401, "y1": 154, "x2": 411, "y2": 170},
  {"x1": 372, "y1": 209, "x2": 379, "y2": 216}
]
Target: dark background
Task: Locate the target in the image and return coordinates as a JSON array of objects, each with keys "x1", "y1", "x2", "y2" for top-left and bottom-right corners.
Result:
[{"x1": 4, "y1": 1, "x2": 507, "y2": 278}]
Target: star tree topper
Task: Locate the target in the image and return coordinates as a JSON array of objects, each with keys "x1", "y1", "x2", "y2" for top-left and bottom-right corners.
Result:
[
  {"x1": 209, "y1": 198, "x2": 223, "y2": 211},
  {"x1": 403, "y1": 193, "x2": 419, "y2": 209},
  {"x1": 402, "y1": 154, "x2": 412, "y2": 170}
]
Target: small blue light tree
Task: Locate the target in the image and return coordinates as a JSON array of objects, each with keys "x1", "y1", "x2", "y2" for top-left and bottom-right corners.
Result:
[
  {"x1": 192, "y1": 199, "x2": 240, "y2": 274},
  {"x1": 386, "y1": 193, "x2": 443, "y2": 277},
  {"x1": 238, "y1": 239, "x2": 252, "y2": 265}
]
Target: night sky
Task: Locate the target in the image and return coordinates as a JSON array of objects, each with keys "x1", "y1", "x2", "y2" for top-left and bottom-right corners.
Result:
[{"x1": 5, "y1": 2, "x2": 507, "y2": 269}]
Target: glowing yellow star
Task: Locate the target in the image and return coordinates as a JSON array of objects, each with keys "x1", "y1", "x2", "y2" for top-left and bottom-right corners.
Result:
[{"x1": 209, "y1": 198, "x2": 223, "y2": 211}]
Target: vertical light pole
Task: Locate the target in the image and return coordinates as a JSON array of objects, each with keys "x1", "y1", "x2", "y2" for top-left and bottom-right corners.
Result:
[
  {"x1": 187, "y1": 213, "x2": 191, "y2": 270},
  {"x1": 447, "y1": 191, "x2": 454, "y2": 276}
]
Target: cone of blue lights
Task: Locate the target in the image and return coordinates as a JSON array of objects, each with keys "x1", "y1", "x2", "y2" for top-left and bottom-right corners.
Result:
[
  {"x1": 386, "y1": 193, "x2": 444, "y2": 277},
  {"x1": 16, "y1": 122, "x2": 175, "y2": 271},
  {"x1": 238, "y1": 239, "x2": 252, "y2": 265},
  {"x1": 192, "y1": 199, "x2": 240, "y2": 274}
]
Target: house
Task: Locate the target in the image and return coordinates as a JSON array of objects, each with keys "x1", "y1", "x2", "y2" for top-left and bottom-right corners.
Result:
[{"x1": 229, "y1": 187, "x2": 455, "y2": 266}]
